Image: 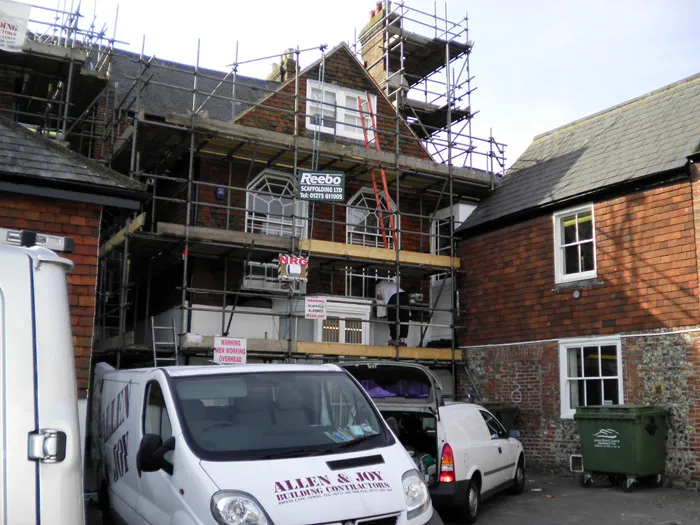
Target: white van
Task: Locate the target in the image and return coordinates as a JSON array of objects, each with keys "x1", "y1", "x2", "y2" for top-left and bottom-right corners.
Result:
[
  {"x1": 89, "y1": 362, "x2": 444, "y2": 525},
  {"x1": 0, "y1": 238, "x2": 85, "y2": 525},
  {"x1": 340, "y1": 362, "x2": 525, "y2": 524}
]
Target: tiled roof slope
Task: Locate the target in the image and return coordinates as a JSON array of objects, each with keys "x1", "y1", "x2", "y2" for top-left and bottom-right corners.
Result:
[
  {"x1": 458, "y1": 72, "x2": 700, "y2": 234},
  {"x1": 109, "y1": 49, "x2": 278, "y2": 121},
  {"x1": 0, "y1": 116, "x2": 144, "y2": 193}
]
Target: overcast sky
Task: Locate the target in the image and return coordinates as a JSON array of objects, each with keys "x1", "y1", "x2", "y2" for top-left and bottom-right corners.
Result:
[{"x1": 27, "y1": 0, "x2": 700, "y2": 169}]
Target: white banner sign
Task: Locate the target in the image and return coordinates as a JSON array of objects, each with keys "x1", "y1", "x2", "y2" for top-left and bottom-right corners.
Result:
[
  {"x1": 213, "y1": 337, "x2": 247, "y2": 365},
  {"x1": 305, "y1": 297, "x2": 327, "y2": 320},
  {"x1": 0, "y1": 0, "x2": 30, "y2": 53}
]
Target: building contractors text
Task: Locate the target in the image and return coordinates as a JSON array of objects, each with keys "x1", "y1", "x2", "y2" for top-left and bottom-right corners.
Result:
[
  {"x1": 274, "y1": 470, "x2": 392, "y2": 505},
  {"x1": 297, "y1": 171, "x2": 345, "y2": 202}
]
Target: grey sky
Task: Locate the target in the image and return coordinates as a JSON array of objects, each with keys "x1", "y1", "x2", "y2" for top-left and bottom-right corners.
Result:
[{"x1": 29, "y1": 0, "x2": 700, "y2": 169}]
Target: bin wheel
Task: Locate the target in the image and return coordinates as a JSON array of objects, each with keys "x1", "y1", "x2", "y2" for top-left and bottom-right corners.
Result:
[
  {"x1": 580, "y1": 473, "x2": 593, "y2": 488},
  {"x1": 651, "y1": 474, "x2": 664, "y2": 488},
  {"x1": 622, "y1": 477, "x2": 636, "y2": 493}
]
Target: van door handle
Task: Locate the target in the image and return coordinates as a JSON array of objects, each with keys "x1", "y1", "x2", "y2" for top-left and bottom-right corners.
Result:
[
  {"x1": 498, "y1": 447, "x2": 502, "y2": 454},
  {"x1": 28, "y1": 429, "x2": 67, "y2": 463}
]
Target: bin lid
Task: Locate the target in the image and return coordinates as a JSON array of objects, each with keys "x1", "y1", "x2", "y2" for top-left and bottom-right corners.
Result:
[{"x1": 573, "y1": 404, "x2": 666, "y2": 420}]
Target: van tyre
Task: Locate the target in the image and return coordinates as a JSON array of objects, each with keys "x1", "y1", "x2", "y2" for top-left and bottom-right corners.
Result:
[
  {"x1": 509, "y1": 456, "x2": 525, "y2": 495},
  {"x1": 462, "y1": 478, "x2": 480, "y2": 524}
]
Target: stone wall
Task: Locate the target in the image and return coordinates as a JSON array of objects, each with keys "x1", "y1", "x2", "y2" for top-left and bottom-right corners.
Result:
[{"x1": 462, "y1": 333, "x2": 700, "y2": 488}]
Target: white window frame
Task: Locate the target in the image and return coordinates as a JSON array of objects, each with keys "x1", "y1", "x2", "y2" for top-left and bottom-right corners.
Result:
[
  {"x1": 310, "y1": 298, "x2": 372, "y2": 345},
  {"x1": 242, "y1": 260, "x2": 306, "y2": 294},
  {"x1": 559, "y1": 336, "x2": 624, "y2": 419},
  {"x1": 553, "y1": 204, "x2": 597, "y2": 284},
  {"x1": 245, "y1": 169, "x2": 308, "y2": 239},
  {"x1": 346, "y1": 187, "x2": 399, "y2": 249},
  {"x1": 305, "y1": 79, "x2": 378, "y2": 142}
]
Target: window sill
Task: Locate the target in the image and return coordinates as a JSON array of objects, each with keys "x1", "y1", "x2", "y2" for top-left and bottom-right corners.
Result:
[{"x1": 553, "y1": 278, "x2": 604, "y2": 292}]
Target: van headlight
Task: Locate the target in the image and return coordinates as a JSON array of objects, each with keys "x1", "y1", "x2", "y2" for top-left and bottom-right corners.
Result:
[
  {"x1": 402, "y1": 469, "x2": 430, "y2": 519},
  {"x1": 210, "y1": 491, "x2": 274, "y2": 525}
]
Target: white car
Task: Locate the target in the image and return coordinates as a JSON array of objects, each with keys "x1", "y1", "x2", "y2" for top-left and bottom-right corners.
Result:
[{"x1": 341, "y1": 361, "x2": 526, "y2": 524}]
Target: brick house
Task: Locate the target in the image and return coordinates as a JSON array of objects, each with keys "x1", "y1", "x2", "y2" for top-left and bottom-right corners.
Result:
[
  {"x1": 95, "y1": 38, "x2": 489, "y2": 379},
  {"x1": 455, "y1": 73, "x2": 700, "y2": 487},
  {"x1": 0, "y1": 116, "x2": 147, "y2": 397}
]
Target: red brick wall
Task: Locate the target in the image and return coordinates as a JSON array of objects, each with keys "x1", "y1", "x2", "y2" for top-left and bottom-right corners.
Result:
[
  {"x1": 0, "y1": 194, "x2": 101, "y2": 398},
  {"x1": 458, "y1": 181, "x2": 699, "y2": 346},
  {"x1": 235, "y1": 46, "x2": 430, "y2": 160}
]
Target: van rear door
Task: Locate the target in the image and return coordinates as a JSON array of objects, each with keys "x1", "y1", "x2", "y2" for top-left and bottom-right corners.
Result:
[
  {"x1": 32, "y1": 248, "x2": 85, "y2": 524},
  {"x1": 0, "y1": 246, "x2": 40, "y2": 525},
  {"x1": 340, "y1": 361, "x2": 443, "y2": 415}
]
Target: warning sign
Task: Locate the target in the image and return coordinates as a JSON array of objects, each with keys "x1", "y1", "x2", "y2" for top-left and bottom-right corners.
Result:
[
  {"x1": 213, "y1": 337, "x2": 247, "y2": 364},
  {"x1": 297, "y1": 171, "x2": 345, "y2": 202},
  {"x1": 305, "y1": 297, "x2": 327, "y2": 320}
]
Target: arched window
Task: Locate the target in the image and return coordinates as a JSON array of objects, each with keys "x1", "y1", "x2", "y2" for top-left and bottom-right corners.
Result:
[
  {"x1": 346, "y1": 187, "x2": 398, "y2": 249},
  {"x1": 246, "y1": 170, "x2": 307, "y2": 237}
]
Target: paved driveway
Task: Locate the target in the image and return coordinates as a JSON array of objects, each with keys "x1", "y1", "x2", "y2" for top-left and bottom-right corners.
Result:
[{"x1": 442, "y1": 473, "x2": 700, "y2": 525}]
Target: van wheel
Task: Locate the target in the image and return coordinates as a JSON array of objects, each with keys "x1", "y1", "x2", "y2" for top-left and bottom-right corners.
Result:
[
  {"x1": 509, "y1": 456, "x2": 525, "y2": 495},
  {"x1": 462, "y1": 478, "x2": 480, "y2": 524}
]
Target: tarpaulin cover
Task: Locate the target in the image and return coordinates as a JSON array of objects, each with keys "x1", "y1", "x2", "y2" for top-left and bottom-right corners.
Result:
[{"x1": 360, "y1": 379, "x2": 429, "y2": 399}]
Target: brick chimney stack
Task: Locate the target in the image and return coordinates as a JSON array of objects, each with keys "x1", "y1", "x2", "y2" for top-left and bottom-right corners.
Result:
[
  {"x1": 267, "y1": 48, "x2": 298, "y2": 82},
  {"x1": 358, "y1": 1, "x2": 399, "y2": 90}
]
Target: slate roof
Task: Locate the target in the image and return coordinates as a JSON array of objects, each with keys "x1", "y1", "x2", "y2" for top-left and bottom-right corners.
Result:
[
  {"x1": 0, "y1": 116, "x2": 145, "y2": 195},
  {"x1": 109, "y1": 49, "x2": 278, "y2": 121},
  {"x1": 457, "y1": 72, "x2": 700, "y2": 235}
]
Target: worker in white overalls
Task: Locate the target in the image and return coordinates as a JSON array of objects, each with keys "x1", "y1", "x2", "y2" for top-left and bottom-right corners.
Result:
[{"x1": 376, "y1": 278, "x2": 411, "y2": 346}]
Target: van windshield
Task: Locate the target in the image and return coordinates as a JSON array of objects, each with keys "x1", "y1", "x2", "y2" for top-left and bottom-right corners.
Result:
[{"x1": 172, "y1": 371, "x2": 392, "y2": 461}]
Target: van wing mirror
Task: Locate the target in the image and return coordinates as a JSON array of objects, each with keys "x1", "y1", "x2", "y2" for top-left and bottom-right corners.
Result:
[{"x1": 137, "y1": 434, "x2": 175, "y2": 477}]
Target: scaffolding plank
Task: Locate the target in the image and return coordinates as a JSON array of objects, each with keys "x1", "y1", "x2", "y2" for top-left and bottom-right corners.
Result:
[
  {"x1": 165, "y1": 112, "x2": 491, "y2": 185},
  {"x1": 99, "y1": 212, "x2": 146, "y2": 257},
  {"x1": 156, "y1": 223, "x2": 293, "y2": 250},
  {"x1": 296, "y1": 341, "x2": 453, "y2": 361},
  {"x1": 298, "y1": 239, "x2": 458, "y2": 270}
]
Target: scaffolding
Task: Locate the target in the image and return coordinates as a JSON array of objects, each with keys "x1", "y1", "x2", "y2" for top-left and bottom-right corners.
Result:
[{"x1": 0, "y1": 1, "x2": 505, "y2": 394}]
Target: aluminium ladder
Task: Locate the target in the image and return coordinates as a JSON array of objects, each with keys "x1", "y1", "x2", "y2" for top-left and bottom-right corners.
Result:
[{"x1": 151, "y1": 316, "x2": 180, "y2": 366}]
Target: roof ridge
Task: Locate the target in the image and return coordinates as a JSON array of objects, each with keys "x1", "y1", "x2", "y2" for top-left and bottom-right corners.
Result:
[{"x1": 533, "y1": 71, "x2": 700, "y2": 141}]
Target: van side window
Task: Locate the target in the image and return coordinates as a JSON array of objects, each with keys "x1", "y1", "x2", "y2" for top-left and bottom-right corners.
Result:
[
  {"x1": 144, "y1": 382, "x2": 173, "y2": 440},
  {"x1": 479, "y1": 411, "x2": 506, "y2": 440}
]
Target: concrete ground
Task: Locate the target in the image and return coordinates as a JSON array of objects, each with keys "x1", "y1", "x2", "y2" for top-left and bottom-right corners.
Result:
[
  {"x1": 442, "y1": 473, "x2": 700, "y2": 525},
  {"x1": 85, "y1": 473, "x2": 700, "y2": 525}
]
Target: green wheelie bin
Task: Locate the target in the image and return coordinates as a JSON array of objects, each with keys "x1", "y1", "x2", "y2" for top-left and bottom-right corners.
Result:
[
  {"x1": 480, "y1": 402, "x2": 519, "y2": 432},
  {"x1": 574, "y1": 405, "x2": 666, "y2": 492}
]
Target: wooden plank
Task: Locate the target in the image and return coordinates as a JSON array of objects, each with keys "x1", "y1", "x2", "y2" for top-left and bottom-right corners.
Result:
[
  {"x1": 298, "y1": 238, "x2": 459, "y2": 269},
  {"x1": 165, "y1": 111, "x2": 491, "y2": 185},
  {"x1": 99, "y1": 212, "x2": 146, "y2": 257},
  {"x1": 297, "y1": 341, "x2": 453, "y2": 361},
  {"x1": 156, "y1": 223, "x2": 293, "y2": 250}
]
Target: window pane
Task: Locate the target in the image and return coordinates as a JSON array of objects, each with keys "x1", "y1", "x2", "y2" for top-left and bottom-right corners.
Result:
[
  {"x1": 563, "y1": 215, "x2": 577, "y2": 244},
  {"x1": 564, "y1": 245, "x2": 580, "y2": 274},
  {"x1": 585, "y1": 379, "x2": 602, "y2": 406},
  {"x1": 145, "y1": 383, "x2": 172, "y2": 439},
  {"x1": 578, "y1": 212, "x2": 593, "y2": 240},
  {"x1": 603, "y1": 379, "x2": 619, "y2": 405},
  {"x1": 583, "y1": 347, "x2": 599, "y2": 377},
  {"x1": 569, "y1": 380, "x2": 583, "y2": 409},
  {"x1": 580, "y1": 242, "x2": 595, "y2": 272},
  {"x1": 322, "y1": 317, "x2": 340, "y2": 343},
  {"x1": 567, "y1": 347, "x2": 582, "y2": 377},
  {"x1": 344, "y1": 319, "x2": 363, "y2": 344},
  {"x1": 600, "y1": 346, "x2": 618, "y2": 377}
]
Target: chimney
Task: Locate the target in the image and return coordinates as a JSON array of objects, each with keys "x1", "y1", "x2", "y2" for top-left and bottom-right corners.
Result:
[
  {"x1": 358, "y1": 2, "x2": 396, "y2": 89},
  {"x1": 267, "y1": 48, "x2": 298, "y2": 82}
]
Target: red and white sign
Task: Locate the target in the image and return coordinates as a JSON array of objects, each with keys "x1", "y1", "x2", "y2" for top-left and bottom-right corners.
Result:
[
  {"x1": 0, "y1": 0, "x2": 30, "y2": 53},
  {"x1": 213, "y1": 337, "x2": 247, "y2": 365},
  {"x1": 305, "y1": 297, "x2": 327, "y2": 320}
]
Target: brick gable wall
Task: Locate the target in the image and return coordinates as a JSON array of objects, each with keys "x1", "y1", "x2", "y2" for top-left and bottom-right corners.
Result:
[
  {"x1": 0, "y1": 194, "x2": 101, "y2": 398},
  {"x1": 235, "y1": 46, "x2": 430, "y2": 161}
]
